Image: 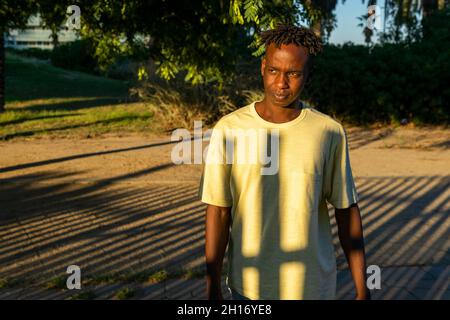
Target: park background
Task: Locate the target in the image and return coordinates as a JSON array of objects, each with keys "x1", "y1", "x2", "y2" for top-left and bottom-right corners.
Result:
[{"x1": 0, "y1": 0, "x2": 449, "y2": 300}]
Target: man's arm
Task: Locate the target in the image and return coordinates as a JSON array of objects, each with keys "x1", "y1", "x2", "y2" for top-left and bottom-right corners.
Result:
[
  {"x1": 205, "y1": 204, "x2": 232, "y2": 300},
  {"x1": 335, "y1": 203, "x2": 371, "y2": 300}
]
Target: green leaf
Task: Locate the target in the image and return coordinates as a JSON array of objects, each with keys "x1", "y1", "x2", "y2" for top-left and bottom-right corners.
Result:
[{"x1": 229, "y1": 0, "x2": 244, "y2": 25}]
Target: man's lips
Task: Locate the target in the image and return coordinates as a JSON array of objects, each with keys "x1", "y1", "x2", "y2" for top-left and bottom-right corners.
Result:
[{"x1": 274, "y1": 92, "x2": 290, "y2": 99}]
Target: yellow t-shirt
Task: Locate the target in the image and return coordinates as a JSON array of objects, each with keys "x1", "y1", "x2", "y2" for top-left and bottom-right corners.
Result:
[{"x1": 198, "y1": 101, "x2": 359, "y2": 300}]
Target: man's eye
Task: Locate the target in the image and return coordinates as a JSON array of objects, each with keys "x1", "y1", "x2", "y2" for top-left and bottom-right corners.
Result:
[
  {"x1": 268, "y1": 69, "x2": 277, "y2": 74},
  {"x1": 288, "y1": 72, "x2": 303, "y2": 78}
]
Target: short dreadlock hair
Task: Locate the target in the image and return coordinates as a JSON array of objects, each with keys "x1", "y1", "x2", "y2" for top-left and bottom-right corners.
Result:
[{"x1": 259, "y1": 24, "x2": 323, "y2": 56}]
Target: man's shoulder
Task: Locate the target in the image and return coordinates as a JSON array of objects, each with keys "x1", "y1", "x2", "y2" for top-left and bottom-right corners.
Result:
[
  {"x1": 213, "y1": 104, "x2": 252, "y2": 127},
  {"x1": 305, "y1": 106, "x2": 345, "y2": 133}
]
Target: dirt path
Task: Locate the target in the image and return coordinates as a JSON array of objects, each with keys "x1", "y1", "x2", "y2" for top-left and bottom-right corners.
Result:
[{"x1": 0, "y1": 127, "x2": 449, "y2": 299}]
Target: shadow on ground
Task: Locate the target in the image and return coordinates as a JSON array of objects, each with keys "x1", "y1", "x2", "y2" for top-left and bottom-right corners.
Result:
[
  {"x1": 0, "y1": 113, "x2": 153, "y2": 141},
  {"x1": 0, "y1": 167, "x2": 448, "y2": 299},
  {"x1": 0, "y1": 128, "x2": 449, "y2": 299},
  {"x1": 17, "y1": 97, "x2": 129, "y2": 112}
]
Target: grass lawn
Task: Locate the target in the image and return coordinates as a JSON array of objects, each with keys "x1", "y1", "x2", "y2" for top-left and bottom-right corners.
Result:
[{"x1": 1, "y1": 53, "x2": 155, "y2": 140}]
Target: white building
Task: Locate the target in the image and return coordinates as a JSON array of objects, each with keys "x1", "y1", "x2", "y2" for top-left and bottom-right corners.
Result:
[{"x1": 4, "y1": 14, "x2": 78, "y2": 50}]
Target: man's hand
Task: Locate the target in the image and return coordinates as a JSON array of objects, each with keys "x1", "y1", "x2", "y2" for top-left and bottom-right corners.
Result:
[
  {"x1": 335, "y1": 203, "x2": 371, "y2": 300},
  {"x1": 205, "y1": 204, "x2": 232, "y2": 300}
]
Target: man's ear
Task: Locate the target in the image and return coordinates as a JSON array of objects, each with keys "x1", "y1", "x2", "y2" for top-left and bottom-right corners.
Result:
[{"x1": 261, "y1": 57, "x2": 266, "y2": 77}]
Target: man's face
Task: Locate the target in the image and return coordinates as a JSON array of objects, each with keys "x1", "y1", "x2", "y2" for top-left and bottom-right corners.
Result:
[{"x1": 261, "y1": 43, "x2": 310, "y2": 108}]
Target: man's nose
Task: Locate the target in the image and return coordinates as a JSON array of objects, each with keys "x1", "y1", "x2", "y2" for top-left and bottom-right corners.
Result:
[{"x1": 276, "y1": 73, "x2": 289, "y2": 89}]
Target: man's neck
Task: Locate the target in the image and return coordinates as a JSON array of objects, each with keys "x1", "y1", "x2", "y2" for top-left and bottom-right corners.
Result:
[{"x1": 255, "y1": 99, "x2": 303, "y2": 124}]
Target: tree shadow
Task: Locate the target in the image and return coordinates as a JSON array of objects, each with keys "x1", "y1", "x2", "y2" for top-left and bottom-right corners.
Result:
[
  {"x1": 0, "y1": 114, "x2": 152, "y2": 140},
  {"x1": 430, "y1": 140, "x2": 450, "y2": 149},
  {"x1": 19, "y1": 97, "x2": 129, "y2": 112},
  {"x1": 346, "y1": 127, "x2": 394, "y2": 150},
  {"x1": 0, "y1": 162, "x2": 204, "y2": 299},
  {"x1": 0, "y1": 113, "x2": 83, "y2": 126},
  {"x1": 333, "y1": 175, "x2": 450, "y2": 300},
  {"x1": 0, "y1": 170, "x2": 448, "y2": 299},
  {"x1": 0, "y1": 136, "x2": 201, "y2": 174}
]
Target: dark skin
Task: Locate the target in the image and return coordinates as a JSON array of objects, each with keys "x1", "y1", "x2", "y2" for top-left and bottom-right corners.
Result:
[
  {"x1": 255, "y1": 43, "x2": 309, "y2": 121},
  {"x1": 205, "y1": 43, "x2": 370, "y2": 300}
]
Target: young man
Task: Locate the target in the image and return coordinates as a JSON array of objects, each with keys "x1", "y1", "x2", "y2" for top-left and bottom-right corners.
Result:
[{"x1": 198, "y1": 25, "x2": 370, "y2": 300}]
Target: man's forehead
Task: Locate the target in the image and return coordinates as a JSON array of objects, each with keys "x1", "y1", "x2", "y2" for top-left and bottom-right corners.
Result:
[
  {"x1": 266, "y1": 43, "x2": 309, "y2": 57},
  {"x1": 264, "y1": 43, "x2": 309, "y2": 65}
]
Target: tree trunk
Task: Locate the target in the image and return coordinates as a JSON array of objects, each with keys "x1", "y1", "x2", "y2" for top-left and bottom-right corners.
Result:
[
  {"x1": 51, "y1": 29, "x2": 59, "y2": 48},
  {"x1": 0, "y1": 31, "x2": 5, "y2": 113},
  {"x1": 422, "y1": 0, "x2": 438, "y2": 17},
  {"x1": 311, "y1": 19, "x2": 322, "y2": 38}
]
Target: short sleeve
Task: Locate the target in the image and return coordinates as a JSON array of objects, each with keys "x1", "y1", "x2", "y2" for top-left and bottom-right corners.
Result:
[
  {"x1": 324, "y1": 126, "x2": 359, "y2": 209},
  {"x1": 198, "y1": 122, "x2": 233, "y2": 207}
]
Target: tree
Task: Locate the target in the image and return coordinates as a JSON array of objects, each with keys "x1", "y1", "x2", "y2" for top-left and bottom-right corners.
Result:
[
  {"x1": 79, "y1": 0, "x2": 306, "y2": 84},
  {"x1": 0, "y1": 0, "x2": 345, "y2": 112},
  {"x1": 300, "y1": 0, "x2": 342, "y2": 39},
  {"x1": 76, "y1": 0, "x2": 347, "y2": 85},
  {"x1": 0, "y1": 0, "x2": 74, "y2": 112},
  {"x1": 0, "y1": 1, "x2": 38, "y2": 112},
  {"x1": 38, "y1": 1, "x2": 75, "y2": 48},
  {"x1": 375, "y1": 0, "x2": 449, "y2": 43}
]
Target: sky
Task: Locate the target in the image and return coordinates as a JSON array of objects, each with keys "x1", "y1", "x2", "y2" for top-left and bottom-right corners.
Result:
[{"x1": 328, "y1": 0, "x2": 384, "y2": 45}]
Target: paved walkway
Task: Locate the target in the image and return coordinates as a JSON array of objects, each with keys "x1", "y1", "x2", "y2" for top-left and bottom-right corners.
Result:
[{"x1": 0, "y1": 133, "x2": 448, "y2": 299}]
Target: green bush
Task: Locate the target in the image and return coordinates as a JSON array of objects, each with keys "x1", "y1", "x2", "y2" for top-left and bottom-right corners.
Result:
[
  {"x1": 7, "y1": 47, "x2": 52, "y2": 60},
  {"x1": 51, "y1": 39, "x2": 99, "y2": 74},
  {"x1": 305, "y1": 8, "x2": 449, "y2": 125},
  {"x1": 49, "y1": 8, "x2": 449, "y2": 125}
]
